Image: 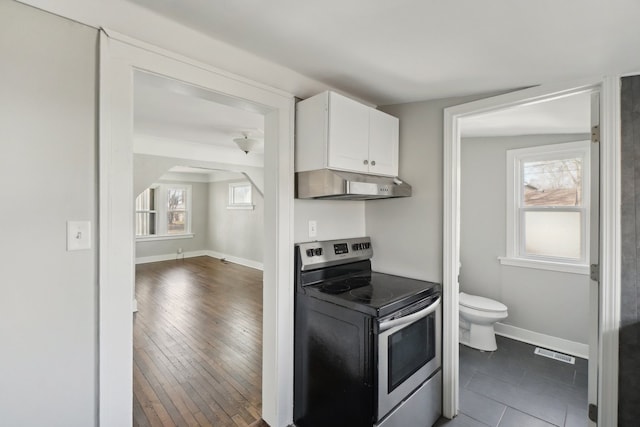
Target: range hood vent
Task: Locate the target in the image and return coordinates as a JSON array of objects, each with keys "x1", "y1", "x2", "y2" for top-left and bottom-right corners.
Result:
[{"x1": 295, "y1": 169, "x2": 411, "y2": 200}]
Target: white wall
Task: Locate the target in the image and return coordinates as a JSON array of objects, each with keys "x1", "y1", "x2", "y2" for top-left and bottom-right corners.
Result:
[
  {"x1": 367, "y1": 95, "x2": 502, "y2": 281},
  {"x1": 135, "y1": 180, "x2": 210, "y2": 258},
  {"x1": 460, "y1": 134, "x2": 591, "y2": 344},
  {"x1": 208, "y1": 179, "x2": 264, "y2": 263},
  {"x1": 18, "y1": 0, "x2": 333, "y2": 103},
  {"x1": 0, "y1": 2, "x2": 98, "y2": 425}
]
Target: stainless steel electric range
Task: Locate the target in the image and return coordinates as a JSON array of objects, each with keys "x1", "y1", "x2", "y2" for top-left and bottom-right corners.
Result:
[{"x1": 294, "y1": 237, "x2": 442, "y2": 427}]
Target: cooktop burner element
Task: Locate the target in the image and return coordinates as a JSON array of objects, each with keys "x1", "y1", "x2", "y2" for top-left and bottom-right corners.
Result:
[
  {"x1": 345, "y1": 277, "x2": 371, "y2": 288},
  {"x1": 320, "y1": 282, "x2": 350, "y2": 294},
  {"x1": 349, "y1": 287, "x2": 394, "y2": 303}
]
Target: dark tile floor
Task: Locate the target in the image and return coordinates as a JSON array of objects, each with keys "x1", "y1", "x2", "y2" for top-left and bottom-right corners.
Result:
[{"x1": 435, "y1": 336, "x2": 588, "y2": 427}]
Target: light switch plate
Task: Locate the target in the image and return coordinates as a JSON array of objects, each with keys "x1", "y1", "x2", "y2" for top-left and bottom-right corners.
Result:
[
  {"x1": 308, "y1": 220, "x2": 317, "y2": 238},
  {"x1": 67, "y1": 221, "x2": 91, "y2": 251}
]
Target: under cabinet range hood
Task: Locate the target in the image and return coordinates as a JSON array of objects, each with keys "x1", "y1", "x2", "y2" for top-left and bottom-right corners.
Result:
[{"x1": 295, "y1": 169, "x2": 412, "y2": 200}]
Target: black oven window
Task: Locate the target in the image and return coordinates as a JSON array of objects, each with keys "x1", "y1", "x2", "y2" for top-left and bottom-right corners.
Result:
[{"x1": 388, "y1": 313, "x2": 435, "y2": 392}]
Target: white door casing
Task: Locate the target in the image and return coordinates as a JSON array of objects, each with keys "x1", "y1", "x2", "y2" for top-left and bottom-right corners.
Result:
[
  {"x1": 443, "y1": 78, "x2": 620, "y2": 426},
  {"x1": 99, "y1": 30, "x2": 295, "y2": 427},
  {"x1": 588, "y1": 91, "x2": 601, "y2": 427}
]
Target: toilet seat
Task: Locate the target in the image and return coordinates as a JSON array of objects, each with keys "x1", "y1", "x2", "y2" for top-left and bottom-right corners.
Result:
[{"x1": 459, "y1": 292, "x2": 507, "y2": 313}]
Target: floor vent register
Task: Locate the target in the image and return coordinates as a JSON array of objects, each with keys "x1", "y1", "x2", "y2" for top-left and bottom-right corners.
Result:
[{"x1": 534, "y1": 347, "x2": 575, "y2": 364}]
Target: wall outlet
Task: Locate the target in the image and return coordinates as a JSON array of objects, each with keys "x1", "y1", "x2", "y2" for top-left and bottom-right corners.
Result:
[
  {"x1": 177, "y1": 248, "x2": 183, "y2": 254},
  {"x1": 308, "y1": 220, "x2": 317, "y2": 238}
]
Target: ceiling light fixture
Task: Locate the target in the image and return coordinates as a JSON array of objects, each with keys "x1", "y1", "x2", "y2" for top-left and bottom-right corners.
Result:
[{"x1": 233, "y1": 135, "x2": 260, "y2": 154}]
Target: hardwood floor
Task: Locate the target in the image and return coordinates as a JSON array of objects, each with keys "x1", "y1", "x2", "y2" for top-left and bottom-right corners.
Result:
[{"x1": 133, "y1": 256, "x2": 264, "y2": 427}]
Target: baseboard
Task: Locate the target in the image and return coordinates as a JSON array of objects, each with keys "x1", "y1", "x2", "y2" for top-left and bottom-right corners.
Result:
[
  {"x1": 205, "y1": 250, "x2": 264, "y2": 271},
  {"x1": 135, "y1": 250, "x2": 209, "y2": 265},
  {"x1": 494, "y1": 322, "x2": 589, "y2": 360},
  {"x1": 135, "y1": 250, "x2": 264, "y2": 271}
]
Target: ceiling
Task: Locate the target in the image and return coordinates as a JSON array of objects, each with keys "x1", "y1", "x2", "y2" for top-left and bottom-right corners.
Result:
[
  {"x1": 134, "y1": 71, "x2": 265, "y2": 152},
  {"x1": 125, "y1": 0, "x2": 640, "y2": 105},
  {"x1": 135, "y1": 67, "x2": 592, "y2": 146}
]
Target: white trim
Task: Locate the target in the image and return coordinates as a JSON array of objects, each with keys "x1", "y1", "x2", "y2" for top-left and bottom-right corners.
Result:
[
  {"x1": 105, "y1": 29, "x2": 293, "y2": 99},
  {"x1": 135, "y1": 250, "x2": 208, "y2": 264},
  {"x1": 99, "y1": 32, "x2": 294, "y2": 427},
  {"x1": 498, "y1": 256, "x2": 589, "y2": 275},
  {"x1": 206, "y1": 251, "x2": 264, "y2": 271},
  {"x1": 597, "y1": 75, "x2": 620, "y2": 427},
  {"x1": 134, "y1": 250, "x2": 264, "y2": 270},
  {"x1": 443, "y1": 78, "x2": 619, "y2": 427},
  {"x1": 494, "y1": 323, "x2": 589, "y2": 360},
  {"x1": 228, "y1": 181, "x2": 254, "y2": 207},
  {"x1": 136, "y1": 233, "x2": 195, "y2": 242},
  {"x1": 226, "y1": 205, "x2": 255, "y2": 210}
]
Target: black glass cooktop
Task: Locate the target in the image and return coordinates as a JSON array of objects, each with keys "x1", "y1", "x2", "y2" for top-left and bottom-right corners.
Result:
[{"x1": 303, "y1": 271, "x2": 440, "y2": 317}]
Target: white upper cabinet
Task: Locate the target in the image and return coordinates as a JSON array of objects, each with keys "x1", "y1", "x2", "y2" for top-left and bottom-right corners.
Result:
[
  {"x1": 368, "y1": 108, "x2": 399, "y2": 176},
  {"x1": 295, "y1": 91, "x2": 399, "y2": 177},
  {"x1": 327, "y1": 92, "x2": 370, "y2": 173}
]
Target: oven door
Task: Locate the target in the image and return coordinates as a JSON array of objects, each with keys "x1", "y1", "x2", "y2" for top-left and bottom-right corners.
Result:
[{"x1": 376, "y1": 295, "x2": 441, "y2": 421}]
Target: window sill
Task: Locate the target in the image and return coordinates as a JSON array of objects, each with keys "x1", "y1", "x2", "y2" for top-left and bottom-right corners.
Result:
[
  {"x1": 227, "y1": 205, "x2": 255, "y2": 210},
  {"x1": 498, "y1": 256, "x2": 589, "y2": 275},
  {"x1": 136, "y1": 233, "x2": 194, "y2": 242}
]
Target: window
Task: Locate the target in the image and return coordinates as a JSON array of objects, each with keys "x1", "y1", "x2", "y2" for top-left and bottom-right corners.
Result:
[
  {"x1": 167, "y1": 186, "x2": 187, "y2": 234},
  {"x1": 135, "y1": 183, "x2": 192, "y2": 240},
  {"x1": 135, "y1": 187, "x2": 156, "y2": 236},
  {"x1": 228, "y1": 182, "x2": 254, "y2": 209},
  {"x1": 502, "y1": 141, "x2": 590, "y2": 273}
]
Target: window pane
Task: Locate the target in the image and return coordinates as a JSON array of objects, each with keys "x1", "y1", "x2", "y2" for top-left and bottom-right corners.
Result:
[
  {"x1": 136, "y1": 212, "x2": 156, "y2": 236},
  {"x1": 135, "y1": 188, "x2": 155, "y2": 210},
  {"x1": 167, "y1": 211, "x2": 186, "y2": 234},
  {"x1": 524, "y1": 211, "x2": 581, "y2": 259},
  {"x1": 523, "y1": 157, "x2": 582, "y2": 207},
  {"x1": 168, "y1": 188, "x2": 186, "y2": 210},
  {"x1": 232, "y1": 184, "x2": 252, "y2": 204}
]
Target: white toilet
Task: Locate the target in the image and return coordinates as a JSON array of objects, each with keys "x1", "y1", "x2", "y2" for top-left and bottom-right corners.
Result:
[{"x1": 459, "y1": 292, "x2": 508, "y2": 351}]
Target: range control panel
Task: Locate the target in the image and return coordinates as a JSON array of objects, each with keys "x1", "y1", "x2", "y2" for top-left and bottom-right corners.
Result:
[{"x1": 298, "y1": 237, "x2": 373, "y2": 271}]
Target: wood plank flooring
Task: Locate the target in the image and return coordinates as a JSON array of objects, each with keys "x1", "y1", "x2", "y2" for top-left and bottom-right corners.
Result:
[{"x1": 133, "y1": 256, "x2": 264, "y2": 427}]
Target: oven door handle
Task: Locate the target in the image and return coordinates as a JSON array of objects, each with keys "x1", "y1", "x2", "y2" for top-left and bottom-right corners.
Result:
[{"x1": 378, "y1": 297, "x2": 441, "y2": 332}]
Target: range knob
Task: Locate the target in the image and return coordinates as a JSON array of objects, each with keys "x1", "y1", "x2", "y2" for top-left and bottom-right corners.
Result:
[
  {"x1": 314, "y1": 248, "x2": 323, "y2": 256},
  {"x1": 306, "y1": 249, "x2": 315, "y2": 257}
]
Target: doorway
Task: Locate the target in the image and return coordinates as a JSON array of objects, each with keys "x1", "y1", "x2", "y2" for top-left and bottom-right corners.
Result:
[
  {"x1": 99, "y1": 32, "x2": 294, "y2": 427},
  {"x1": 442, "y1": 80, "x2": 621, "y2": 427},
  {"x1": 449, "y1": 91, "x2": 595, "y2": 426}
]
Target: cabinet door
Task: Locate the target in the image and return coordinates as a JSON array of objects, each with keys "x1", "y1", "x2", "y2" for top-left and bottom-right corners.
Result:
[
  {"x1": 369, "y1": 109, "x2": 399, "y2": 176},
  {"x1": 327, "y1": 92, "x2": 370, "y2": 173}
]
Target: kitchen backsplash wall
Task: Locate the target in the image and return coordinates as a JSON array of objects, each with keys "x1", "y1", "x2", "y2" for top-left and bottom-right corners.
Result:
[
  {"x1": 294, "y1": 199, "x2": 365, "y2": 243},
  {"x1": 366, "y1": 93, "x2": 502, "y2": 281}
]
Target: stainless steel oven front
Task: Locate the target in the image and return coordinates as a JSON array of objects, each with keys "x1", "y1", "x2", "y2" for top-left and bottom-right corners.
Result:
[{"x1": 376, "y1": 294, "x2": 441, "y2": 421}]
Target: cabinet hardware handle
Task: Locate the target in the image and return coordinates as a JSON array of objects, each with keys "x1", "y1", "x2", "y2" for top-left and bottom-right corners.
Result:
[
  {"x1": 371, "y1": 160, "x2": 376, "y2": 166},
  {"x1": 363, "y1": 160, "x2": 369, "y2": 165}
]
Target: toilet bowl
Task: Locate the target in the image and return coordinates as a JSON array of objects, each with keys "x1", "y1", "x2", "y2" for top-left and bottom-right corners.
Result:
[{"x1": 459, "y1": 292, "x2": 508, "y2": 351}]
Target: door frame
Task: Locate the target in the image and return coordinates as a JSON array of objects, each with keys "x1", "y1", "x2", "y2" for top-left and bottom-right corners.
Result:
[
  {"x1": 99, "y1": 30, "x2": 295, "y2": 426},
  {"x1": 442, "y1": 78, "x2": 620, "y2": 425}
]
